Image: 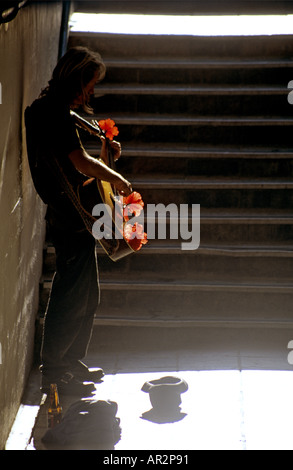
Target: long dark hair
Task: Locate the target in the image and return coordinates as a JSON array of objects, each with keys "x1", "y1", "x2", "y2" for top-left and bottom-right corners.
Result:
[{"x1": 41, "y1": 46, "x2": 106, "y2": 113}]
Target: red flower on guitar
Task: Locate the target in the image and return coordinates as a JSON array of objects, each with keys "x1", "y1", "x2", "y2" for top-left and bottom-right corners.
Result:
[
  {"x1": 122, "y1": 192, "x2": 148, "y2": 251},
  {"x1": 98, "y1": 117, "x2": 147, "y2": 252},
  {"x1": 98, "y1": 118, "x2": 119, "y2": 141},
  {"x1": 124, "y1": 222, "x2": 148, "y2": 251},
  {"x1": 123, "y1": 191, "x2": 144, "y2": 221}
]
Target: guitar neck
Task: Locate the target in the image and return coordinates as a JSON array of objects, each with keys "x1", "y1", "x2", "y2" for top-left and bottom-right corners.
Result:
[
  {"x1": 106, "y1": 141, "x2": 115, "y2": 169},
  {"x1": 70, "y1": 110, "x2": 102, "y2": 138},
  {"x1": 71, "y1": 110, "x2": 118, "y2": 193}
]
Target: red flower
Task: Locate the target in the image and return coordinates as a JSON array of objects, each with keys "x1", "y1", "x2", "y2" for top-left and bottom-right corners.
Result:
[
  {"x1": 123, "y1": 191, "x2": 144, "y2": 208},
  {"x1": 123, "y1": 191, "x2": 144, "y2": 221},
  {"x1": 98, "y1": 118, "x2": 119, "y2": 141},
  {"x1": 124, "y1": 222, "x2": 148, "y2": 251},
  {"x1": 122, "y1": 192, "x2": 148, "y2": 251}
]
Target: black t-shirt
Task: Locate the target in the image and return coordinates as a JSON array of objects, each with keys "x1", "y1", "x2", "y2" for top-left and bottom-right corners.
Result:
[{"x1": 25, "y1": 94, "x2": 87, "y2": 231}]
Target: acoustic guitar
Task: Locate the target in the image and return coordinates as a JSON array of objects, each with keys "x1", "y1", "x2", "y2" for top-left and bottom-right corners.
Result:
[{"x1": 70, "y1": 110, "x2": 137, "y2": 262}]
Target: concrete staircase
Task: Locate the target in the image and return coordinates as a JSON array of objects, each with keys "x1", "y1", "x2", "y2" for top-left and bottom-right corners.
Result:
[{"x1": 40, "y1": 30, "x2": 293, "y2": 329}]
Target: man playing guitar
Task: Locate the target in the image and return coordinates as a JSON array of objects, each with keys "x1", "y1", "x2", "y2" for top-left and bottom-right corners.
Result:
[{"x1": 25, "y1": 46, "x2": 132, "y2": 396}]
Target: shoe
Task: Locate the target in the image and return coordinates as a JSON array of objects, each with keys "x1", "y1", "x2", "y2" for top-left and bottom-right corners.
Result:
[
  {"x1": 70, "y1": 360, "x2": 105, "y2": 383},
  {"x1": 41, "y1": 372, "x2": 96, "y2": 397}
]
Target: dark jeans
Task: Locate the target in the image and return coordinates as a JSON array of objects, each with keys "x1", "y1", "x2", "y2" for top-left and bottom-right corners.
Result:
[{"x1": 41, "y1": 227, "x2": 100, "y2": 381}]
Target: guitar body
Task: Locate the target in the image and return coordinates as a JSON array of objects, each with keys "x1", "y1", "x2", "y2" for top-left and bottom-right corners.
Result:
[
  {"x1": 71, "y1": 110, "x2": 140, "y2": 262},
  {"x1": 78, "y1": 177, "x2": 135, "y2": 262},
  {"x1": 97, "y1": 178, "x2": 135, "y2": 261}
]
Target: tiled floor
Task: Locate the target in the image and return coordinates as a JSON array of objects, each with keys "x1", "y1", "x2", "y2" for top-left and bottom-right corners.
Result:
[{"x1": 6, "y1": 326, "x2": 293, "y2": 450}]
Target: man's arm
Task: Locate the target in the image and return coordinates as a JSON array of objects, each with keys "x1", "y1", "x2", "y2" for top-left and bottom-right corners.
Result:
[{"x1": 68, "y1": 142, "x2": 132, "y2": 196}]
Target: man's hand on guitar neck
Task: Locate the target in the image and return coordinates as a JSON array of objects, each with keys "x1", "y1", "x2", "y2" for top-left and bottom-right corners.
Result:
[
  {"x1": 113, "y1": 175, "x2": 133, "y2": 196},
  {"x1": 109, "y1": 139, "x2": 122, "y2": 163},
  {"x1": 100, "y1": 137, "x2": 121, "y2": 164}
]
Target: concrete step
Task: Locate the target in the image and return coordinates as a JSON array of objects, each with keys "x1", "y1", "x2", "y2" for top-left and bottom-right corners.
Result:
[
  {"x1": 102, "y1": 59, "x2": 293, "y2": 88},
  {"x1": 137, "y1": 187, "x2": 293, "y2": 209},
  {"x1": 39, "y1": 284, "x2": 293, "y2": 326},
  {"x1": 136, "y1": 242, "x2": 293, "y2": 257},
  {"x1": 41, "y1": 237, "x2": 293, "y2": 276},
  {"x1": 115, "y1": 126, "x2": 291, "y2": 148},
  {"x1": 40, "y1": 266, "x2": 293, "y2": 292},
  {"x1": 99, "y1": 278, "x2": 293, "y2": 293},
  {"x1": 103, "y1": 57, "x2": 293, "y2": 70},
  {"x1": 41, "y1": 238, "x2": 293, "y2": 267},
  {"x1": 69, "y1": 33, "x2": 293, "y2": 60},
  {"x1": 87, "y1": 113, "x2": 293, "y2": 146},
  {"x1": 95, "y1": 287, "x2": 293, "y2": 327},
  {"x1": 96, "y1": 252, "x2": 293, "y2": 283},
  {"x1": 200, "y1": 208, "x2": 293, "y2": 224},
  {"x1": 91, "y1": 112, "x2": 293, "y2": 127},
  {"x1": 94, "y1": 93, "x2": 291, "y2": 117},
  {"x1": 132, "y1": 176, "x2": 293, "y2": 190},
  {"x1": 132, "y1": 178, "x2": 293, "y2": 210},
  {"x1": 86, "y1": 142, "x2": 293, "y2": 160},
  {"x1": 117, "y1": 157, "x2": 293, "y2": 180},
  {"x1": 86, "y1": 141, "x2": 293, "y2": 178},
  {"x1": 96, "y1": 83, "x2": 289, "y2": 96}
]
